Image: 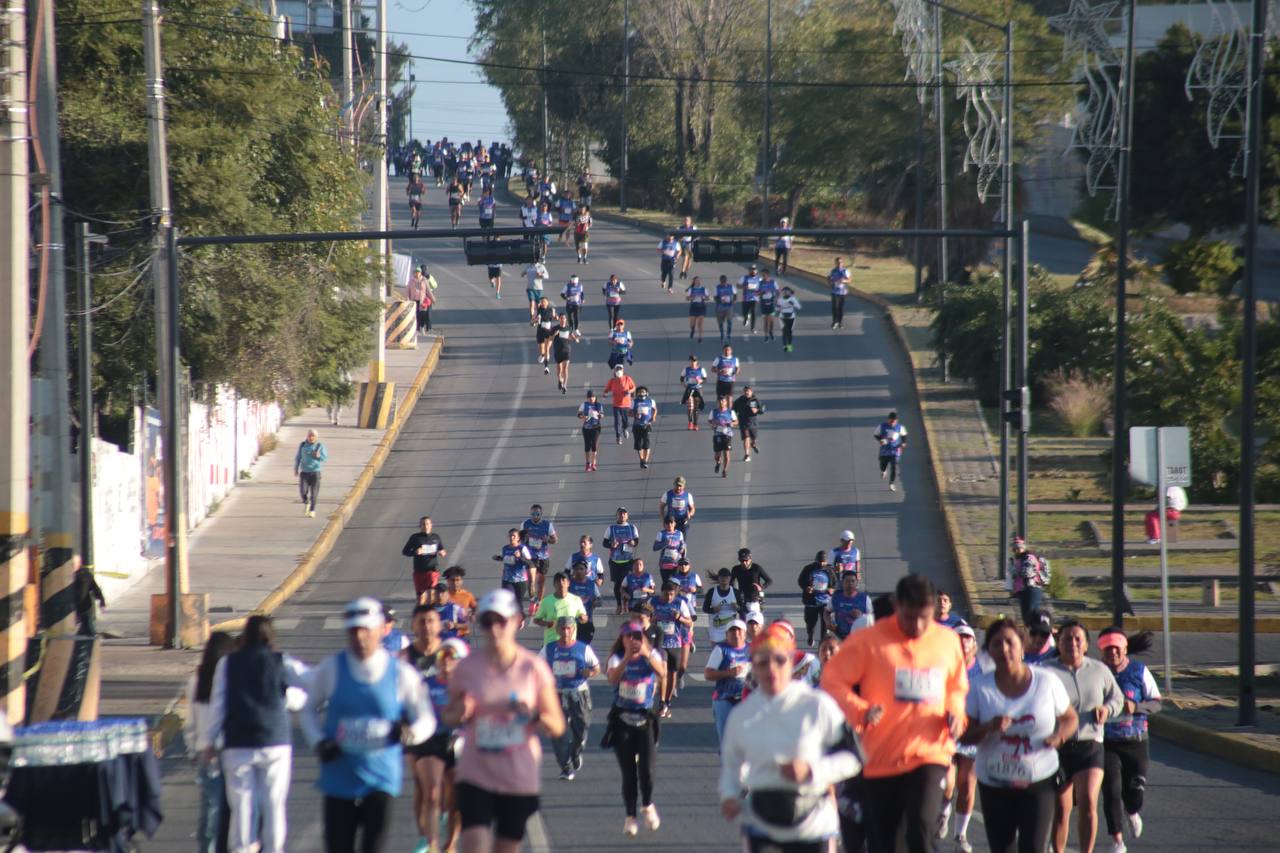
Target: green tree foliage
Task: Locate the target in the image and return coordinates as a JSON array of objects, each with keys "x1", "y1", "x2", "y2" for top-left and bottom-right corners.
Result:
[
  {"x1": 59, "y1": 0, "x2": 378, "y2": 410},
  {"x1": 1162, "y1": 238, "x2": 1240, "y2": 296}
]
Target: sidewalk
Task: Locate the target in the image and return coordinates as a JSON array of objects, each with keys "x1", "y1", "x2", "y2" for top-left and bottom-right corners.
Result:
[{"x1": 96, "y1": 335, "x2": 444, "y2": 735}]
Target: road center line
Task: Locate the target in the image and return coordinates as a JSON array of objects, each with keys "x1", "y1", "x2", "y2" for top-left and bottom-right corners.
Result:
[
  {"x1": 740, "y1": 471, "x2": 751, "y2": 546},
  {"x1": 562, "y1": 453, "x2": 571, "y2": 464}
]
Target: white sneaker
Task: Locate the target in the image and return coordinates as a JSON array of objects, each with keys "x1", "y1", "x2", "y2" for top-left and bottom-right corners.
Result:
[
  {"x1": 1110, "y1": 841, "x2": 1127, "y2": 853},
  {"x1": 953, "y1": 834, "x2": 973, "y2": 853},
  {"x1": 881, "y1": 469, "x2": 888, "y2": 480},
  {"x1": 623, "y1": 817, "x2": 638, "y2": 837},
  {"x1": 889, "y1": 483, "x2": 897, "y2": 492},
  {"x1": 1127, "y1": 812, "x2": 1143, "y2": 838},
  {"x1": 936, "y1": 805, "x2": 951, "y2": 838},
  {"x1": 641, "y1": 804, "x2": 661, "y2": 831}
]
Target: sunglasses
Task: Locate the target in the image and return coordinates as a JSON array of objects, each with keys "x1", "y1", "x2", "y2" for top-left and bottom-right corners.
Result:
[
  {"x1": 753, "y1": 654, "x2": 790, "y2": 667},
  {"x1": 624, "y1": 631, "x2": 645, "y2": 640},
  {"x1": 479, "y1": 614, "x2": 508, "y2": 629}
]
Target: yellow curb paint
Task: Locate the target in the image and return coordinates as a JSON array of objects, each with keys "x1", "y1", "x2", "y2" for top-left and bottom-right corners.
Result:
[{"x1": 1149, "y1": 713, "x2": 1280, "y2": 775}]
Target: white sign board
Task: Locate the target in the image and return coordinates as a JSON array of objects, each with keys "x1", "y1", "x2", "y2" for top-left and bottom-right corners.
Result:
[{"x1": 1129, "y1": 426, "x2": 1191, "y2": 487}]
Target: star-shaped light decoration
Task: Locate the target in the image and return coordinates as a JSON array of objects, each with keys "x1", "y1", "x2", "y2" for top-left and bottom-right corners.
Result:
[
  {"x1": 945, "y1": 38, "x2": 1004, "y2": 201},
  {"x1": 1048, "y1": 0, "x2": 1119, "y2": 64},
  {"x1": 889, "y1": 0, "x2": 938, "y2": 102}
]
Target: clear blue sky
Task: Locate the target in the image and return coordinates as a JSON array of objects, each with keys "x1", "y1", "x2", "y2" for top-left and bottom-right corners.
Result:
[{"x1": 388, "y1": 0, "x2": 511, "y2": 145}]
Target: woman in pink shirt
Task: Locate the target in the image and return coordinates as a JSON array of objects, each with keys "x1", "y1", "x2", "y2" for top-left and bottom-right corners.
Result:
[{"x1": 444, "y1": 589, "x2": 564, "y2": 852}]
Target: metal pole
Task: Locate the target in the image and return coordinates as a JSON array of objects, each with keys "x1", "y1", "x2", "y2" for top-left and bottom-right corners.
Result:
[
  {"x1": 540, "y1": 5, "x2": 549, "y2": 178},
  {"x1": 164, "y1": 226, "x2": 186, "y2": 648},
  {"x1": 370, "y1": 0, "x2": 387, "y2": 379},
  {"x1": 998, "y1": 21, "x2": 1015, "y2": 577},
  {"x1": 913, "y1": 92, "x2": 925, "y2": 304},
  {"x1": 1110, "y1": 0, "x2": 1138, "y2": 626},
  {"x1": 761, "y1": 0, "x2": 772, "y2": 229},
  {"x1": 934, "y1": 4, "x2": 948, "y2": 288},
  {"x1": 77, "y1": 224, "x2": 95, "y2": 582},
  {"x1": 1236, "y1": 0, "x2": 1266, "y2": 728},
  {"x1": 620, "y1": 0, "x2": 629, "y2": 213},
  {"x1": 0, "y1": 0, "x2": 30, "y2": 724},
  {"x1": 1157, "y1": 429, "x2": 1172, "y2": 696},
  {"x1": 1018, "y1": 219, "x2": 1030, "y2": 539},
  {"x1": 342, "y1": 0, "x2": 353, "y2": 148}
]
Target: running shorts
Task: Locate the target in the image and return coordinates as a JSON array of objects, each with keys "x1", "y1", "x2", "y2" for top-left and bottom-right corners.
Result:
[
  {"x1": 479, "y1": 218, "x2": 494, "y2": 229},
  {"x1": 689, "y1": 303, "x2": 706, "y2": 317},
  {"x1": 582, "y1": 427, "x2": 601, "y2": 452},
  {"x1": 536, "y1": 326, "x2": 554, "y2": 344},
  {"x1": 713, "y1": 434, "x2": 732, "y2": 453},
  {"x1": 740, "y1": 420, "x2": 758, "y2": 440},
  {"x1": 407, "y1": 731, "x2": 457, "y2": 768},
  {"x1": 715, "y1": 380, "x2": 734, "y2": 399},
  {"x1": 760, "y1": 303, "x2": 776, "y2": 316},
  {"x1": 663, "y1": 646, "x2": 683, "y2": 671},
  {"x1": 681, "y1": 387, "x2": 704, "y2": 408},
  {"x1": 487, "y1": 265, "x2": 502, "y2": 279},
  {"x1": 449, "y1": 199, "x2": 461, "y2": 208},
  {"x1": 1057, "y1": 740, "x2": 1105, "y2": 788},
  {"x1": 527, "y1": 288, "x2": 543, "y2": 303},
  {"x1": 455, "y1": 782, "x2": 540, "y2": 842},
  {"x1": 632, "y1": 426, "x2": 652, "y2": 451},
  {"x1": 554, "y1": 342, "x2": 571, "y2": 364}
]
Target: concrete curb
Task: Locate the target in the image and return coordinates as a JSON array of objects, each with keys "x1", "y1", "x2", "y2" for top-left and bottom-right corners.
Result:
[
  {"x1": 209, "y1": 336, "x2": 445, "y2": 634},
  {"x1": 1149, "y1": 713, "x2": 1280, "y2": 775}
]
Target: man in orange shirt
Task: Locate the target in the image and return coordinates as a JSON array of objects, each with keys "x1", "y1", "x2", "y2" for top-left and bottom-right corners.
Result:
[
  {"x1": 820, "y1": 574, "x2": 968, "y2": 853},
  {"x1": 604, "y1": 364, "x2": 637, "y2": 445}
]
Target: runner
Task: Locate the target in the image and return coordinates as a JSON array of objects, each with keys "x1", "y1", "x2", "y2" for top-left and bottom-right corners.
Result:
[
  {"x1": 401, "y1": 515, "x2": 448, "y2": 601},
  {"x1": 718, "y1": 622, "x2": 861, "y2": 852},
  {"x1": 704, "y1": 617, "x2": 750, "y2": 742},
  {"x1": 578, "y1": 389, "x2": 604, "y2": 471},
  {"x1": 522, "y1": 504, "x2": 559, "y2": 607},
  {"x1": 406, "y1": 613, "x2": 463, "y2": 853},
  {"x1": 551, "y1": 312, "x2": 582, "y2": 394},
  {"x1": 577, "y1": 170, "x2": 593, "y2": 207},
  {"x1": 704, "y1": 568, "x2": 744, "y2": 641},
  {"x1": 446, "y1": 176, "x2": 463, "y2": 228},
  {"x1": 778, "y1": 285, "x2": 802, "y2": 352},
  {"x1": 829, "y1": 569, "x2": 873, "y2": 642},
  {"x1": 604, "y1": 507, "x2": 641, "y2": 615},
  {"x1": 622, "y1": 558, "x2": 657, "y2": 617},
  {"x1": 1098, "y1": 628, "x2": 1161, "y2": 853},
  {"x1": 533, "y1": 296, "x2": 557, "y2": 374},
  {"x1": 556, "y1": 192, "x2": 576, "y2": 244},
  {"x1": 831, "y1": 530, "x2": 862, "y2": 579},
  {"x1": 605, "y1": 365, "x2": 636, "y2": 445},
  {"x1": 602, "y1": 273, "x2": 627, "y2": 327},
  {"x1": 731, "y1": 548, "x2": 772, "y2": 618},
  {"x1": 567, "y1": 556, "x2": 602, "y2": 645},
  {"x1": 1009, "y1": 538, "x2": 1052, "y2": 623},
  {"x1": 658, "y1": 233, "x2": 680, "y2": 292},
  {"x1": 300, "y1": 598, "x2": 437, "y2": 853},
  {"x1": 652, "y1": 515, "x2": 688, "y2": 585},
  {"x1": 1025, "y1": 609, "x2": 1060, "y2": 664},
  {"x1": 443, "y1": 567, "x2": 477, "y2": 635},
  {"x1": 714, "y1": 275, "x2": 737, "y2": 342},
  {"x1": 962, "y1": 617, "x2": 1078, "y2": 853},
  {"x1": 708, "y1": 395, "x2": 738, "y2": 477},
  {"x1": 677, "y1": 215, "x2": 697, "y2": 279},
  {"x1": 945, "y1": 623, "x2": 986, "y2": 853},
  {"x1": 603, "y1": 620, "x2": 668, "y2": 836},
  {"x1": 758, "y1": 269, "x2": 780, "y2": 342},
  {"x1": 679, "y1": 355, "x2": 707, "y2": 430},
  {"x1": 774, "y1": 216, "x2": 793, "y2": 273},
  {"x1": 819, "y1": 574, "x2": 969, "y2": 853},
  {"x1": 732, "y1": 386, "x2": 766, "y2": 462},
  {"x1": 431, "y1": 146, "x2": 445, "y2": 186},
  {"x1": 566, "y1": 534, "x2": 607, "y2": 587},
  {"x1": 525, "y1": 258, "x2": 549, "y2": 324},
  {"x1": 712, "y1": 344, "x2": 740, "y2": 401},
  {"x1": 797, "y1": 550, "x2": 835, "y2": 647},
  {"x1": 573, "y1": 204, "x2": 592, "y2": 264},
  {"x1": 936, "y1": 590, "x2": 965, "y2": 629},
  {"x1": 406, "y1": 172, "x2": 426, "y2": 229},
  {"x1": 606, "y1": 318, "x2": 634, "y2": 369},
  {"x1": 487, "y1": 262, "x2": 503, "y2": 300},
  {"x1": 537, "y1": 202, "x2": 555, "y2": 257},
  {"x1": 532, "y1": 572, "x2": 588, "y2": 648},
  {"x1": 444, "y1": 589, "x2": 565, "y2": 853},
  {"x1": 1046, "y1": 621, "x2": 1125, "y2": 853},
  {"x1": 739, "y1": 263, "x2": 761, "y2": 334},
  {"x1": 436, "y1": 584, "x2": 470, "y2": 641},
  {"x1": 542, "y1": 617, "x2": 600, "y2": 780},
  {"x1": 519, "y1": 195, "x2": 538, "y2": 231},
  {"x1": 630, "y1": 386, "x2": 658, "y2": 469},
  {"x1": 874, "y1": 411, "x2": 908, "y2": 492},
  {"x1": 658, "y1": 476, "x2": 696, "y2": 533},
  {"x1": 685, "y1": 275, "x2": 709, "y2": 341},
  {"x1": 492, "y1": 529, "x2": 536, "y2": 615},
  {"x1": 457, "y1": 155, "x2": 473, "y2": 202},
  {"x1": 560, "y1": 274, "x2": 585, "y2": 332},
  {"x1": 672, "y1": 558, "x2": 703, "y2": 632},
  {"x1": 651, "y1": 580, "x2": 696, "y2": 718},
  {"x1": 828, "y1": 256, "x2": 853, "y2": 329}
]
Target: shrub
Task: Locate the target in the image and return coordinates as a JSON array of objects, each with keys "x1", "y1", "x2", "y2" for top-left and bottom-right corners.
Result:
[
  {"x1": 1162, "y1": 238, "x2": 1240, "y2": 296},
  {"x1": 1046, "y1": 561, "x2": 1072, "y2": 603},
  {"x1": 1043, "y1": 370, "x2": 1111, "y2": 437}
]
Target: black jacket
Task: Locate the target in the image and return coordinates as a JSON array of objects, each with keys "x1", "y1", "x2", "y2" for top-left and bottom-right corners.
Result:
[
  {"x1": 731, "y1": 562, "x2": 772, "y2": 603},
  {"x1": 402, "y1": 531, "x2": 445, "y2": 574}
]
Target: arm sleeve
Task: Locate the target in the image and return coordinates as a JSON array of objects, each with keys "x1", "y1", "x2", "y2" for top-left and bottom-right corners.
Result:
[
  {"x1": 299, "y1": 656, "x2": 336, "y2": 748},
  {"x1": 819, "y1": 640, "x2": 870, "y2": 728},
  {"x1": 758, "y1": 568, "x2": 773, "y2": 589},
  {"x1": 1136, "y1": 668, "x2": 1163, "y2": 714},
  {"x1": 702, "y1": 589, "x2": 715, "y2": 614},
  {"x1": 397, "y1": 661, "x2": 438, "y2": 745},
  {"x1": 205, "y1": 658, "x2": 228, "y2": 748}
]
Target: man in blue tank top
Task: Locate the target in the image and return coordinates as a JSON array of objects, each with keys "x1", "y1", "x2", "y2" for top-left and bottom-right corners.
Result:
[{"x1": 541, "y1": 617, "x2": 601, "y2": 780}]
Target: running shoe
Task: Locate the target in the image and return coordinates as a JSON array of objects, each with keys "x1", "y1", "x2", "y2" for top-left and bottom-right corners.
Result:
[
  {"x1": 881, "y1": 468, "x2": 888, "y2": 480},
  {"x1": 641, "y1": 804, "x2": 661, "y2": 831},
  {"x1": 936, "y1": 805, "x2": 951, "y2": 839},
  {"x1": 715, "y1": 461, "x2": 721, "y2": 474},
  {"x1": 623, "y1": 817, "x2": 639, "y2": 837},
  {"x1": 693, "y1": 424, "x2": 699, "y2": 431},
  {"x1": 496, "y1": 294, "x2": 501, "y2": 299},
  {"x1": 677, "y1": 672, "x2": 686, "y2": 692},
  {"x1": 744, "y1": 455, "x2": 751, "y2": 463},
  {"x1": 302, "y1": 505, "x2": 309, "y2": 516},
  {"x1": 890, "y1": 483, "x2": 897, "y2": 492},
  {"x1": 559, "y1": 767, "x2": 575, "y2": 781},
  {"x1": 623, "y1": 429, "x2": 630, "y2": 438},
  {"x1": 1127, "y1": 813, "x2": 1143, "y2": 838},
  {"x1": 721, "y1": 467, "x2": 728, "y2": 478},
  {"x1": 832, "y1": 322, "x2": 838, "y2": 330},
  {"x1": 640, "y1": 461, "x2": 648, "y2": 469},
  {"x1": 1109, "y1": 841, "x2": 1127, "y2": 853},
  {"x1": 617, "y1": 437, "x2": 624, "y2": 445},
  {"x1": 572, "y1": 754, "x2": 583, "y2": 772},
  {"x1": 307, "y1": 509, "x2": 316, "y2": 518},
  {"x1": 544, "y1": 365, "x2": 550, "y2": 375},
  {"x1": 953, "y1": 834, "x2": 973, "y2": 853}
]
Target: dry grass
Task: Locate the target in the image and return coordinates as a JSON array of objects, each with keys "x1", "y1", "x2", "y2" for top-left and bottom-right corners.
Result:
[{"x1": 1044, "y1": 370, "x2": 1111, "y2": 437}]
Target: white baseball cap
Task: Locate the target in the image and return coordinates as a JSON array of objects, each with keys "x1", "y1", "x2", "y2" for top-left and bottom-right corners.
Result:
[
  {"x1": 727, "y1": 618, "x2": 747, "y2": 632},
  {"x1": 441, "y1": 638, "x2": 470, "y2": 658},
  {"x1": 343, "y1": 597, "x2": 386, "y2": 630},
  {"x1": 745, "y1": 611, "x2": 765, "y2": 625},
  {"x1": 840, "y1": 530, "x2": 856, "y2": 542},
  {"x1": 477, "y1": 588, "x2": 521, "y2": 620}
]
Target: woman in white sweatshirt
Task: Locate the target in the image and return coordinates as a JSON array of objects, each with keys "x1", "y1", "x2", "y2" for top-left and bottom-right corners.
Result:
[
  {"x1": 777, "y1": 287, "x2": 802, "y2": 353},
  {"x1": 718, "y1": 622, "x2": 861, "y2": 851}
]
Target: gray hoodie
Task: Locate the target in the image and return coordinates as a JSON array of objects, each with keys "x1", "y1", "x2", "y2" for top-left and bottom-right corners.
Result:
[{"x1": 1045, "y1": 656, "x2": 1125, "y2": 743}]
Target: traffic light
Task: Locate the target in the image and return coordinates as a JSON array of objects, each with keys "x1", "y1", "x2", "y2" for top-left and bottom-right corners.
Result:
[
  {"x1": 691, "y1": 239, "x2": 760, "y2": 264},
  {"x1": 1003, "y1": 386, "x2": 1031, "y2": 433},
  {"x1": 463, "y1": 238, "x2": 541, "y2": 266}
]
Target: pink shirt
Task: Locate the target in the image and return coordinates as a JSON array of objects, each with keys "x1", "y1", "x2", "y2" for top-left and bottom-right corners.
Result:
[{"x1": 450, "y1": 645, "x2": 555, "y2": 795}]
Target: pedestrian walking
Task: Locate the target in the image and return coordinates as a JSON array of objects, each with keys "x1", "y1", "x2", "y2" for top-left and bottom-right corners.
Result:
[
  {"x1": 778, "y1": 286, "x2": 802, "y2": 352},
  {"x1": 295, "y1": 429, "x2": 327, "y2": 517},
  {"x1": 1007, "y1": 538, "x2": 1051, "y2": 623},
  {"x1": 604, "y1": 365, "x2": 637, "y2": 446},
  {"x1": 603, "y1": 620, "x2": 668, "y2": 836},
  {"x1": 185, "y1": 631, "x2": 236, "y2": 853},
  {"x1": 542, "y1": 617, "x2": 601, "y2": 780},
  {"x1": 1144, "y1": 485, "x2": 1188, "y2": 544}
]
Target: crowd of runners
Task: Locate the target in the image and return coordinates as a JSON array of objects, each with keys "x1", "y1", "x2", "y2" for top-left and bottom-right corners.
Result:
[{"x1": 184, "y1": 151, "x2": 1162, "y2": 853}]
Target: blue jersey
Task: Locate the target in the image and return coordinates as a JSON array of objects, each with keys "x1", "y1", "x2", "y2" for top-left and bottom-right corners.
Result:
[
  {"x1": 500, "y1": 543, "x2": 533, "y2": 583},
  {"x1": 438, "y1": 602, "x2": 468, "y2": 640},
  {"x1": 713, "y1": 355, "x2": 739, "y2": 381},
  {"x1": 538, "y1": 210, "x2": 554, "y2": 227},
  {"x1": 557, "y1": 197, "x2": 575, "y2": 220},
  {"x1": 687, "y1": 284, "x2": 708, "y2": 304},
  {"x1": 653, "y1": 530, "x2": 686, "y2": 570},
  {"x1": 613, "y1": 652, "x2": 659, "y2": 711},
  {"x1": 673, "y1": 569, "x2": 703, "y2": 613},
  {"x1": 652, "y1": 597, "x2": 692, "y2": 649},
  {"x1": 937, "y1": 613, "x2": 966, "y2": 630},
  {"x1": 603, "y1": 280, "x2": 625, "y2": 304},
  {"x1": 478, "y1": 197, "x2": 496, "y2": 220},
  {"x1": 807, "y1": 566, "x2": 835, "y2": 607},
  {"x1": 1107, "y1": 659, "x2": 1158, "y2": 741},
  {"x1": 830, "y1": 590, "x2": 872, "y2": 637},
  {"x1": 831, "y1": 545, "x2": 861, "y2": 575},
  {"x1": 758, "y1": 279, "x2": 779, "y2": 306},
  {"x1": 632, "y1": 397, "x2": 657, "y2": 426},
  {"x1": 740, "y1": 275, "x2": 760, "y2": 302},
  {"x1": 662, "y1": 488, "x2": 694, "y2": 519},
  {"x1": 623, "y1": 572, "x2": 654, "y2": 606},
  {"x1": 710, "y1": 409, "x2": 735, "y2": 435},
  {"x1": 660, "y1": 239, "x2": 680, "y2": 259},
  {"x1": 608, "y1": 329, "x2": 633, "y2": 355},
  {"x1": 709, "y1": 643, "x2": 751, "y2": 702},
  {"x1": 521, "y1": 519, "x2": 556, "y2": 560},
  {"x1": 715, "y1": 283, "x2": 736, "y2": 306},
  {"x1": 829, "y1": 267, "x2": 851, "y2": 295},
  {"x1": 876, "y1": 421, "x2": 908, "y2": 458},
  {"x1": 682, "y1": 366, "x2": 706, "y2": 388},
  {"x1": 579, "y1": 400, "x2": 603, "y2": 429},
  {"x1": 604, "y1": 523, "x2": 639, "y2": 563},
  {"x1": 562, "y1": 280, "x2": 584, "y2": 304},
  {"x1": 543, "y1": 641, "x2": 595, "y2": 691},
  {"x1": 568, "y1": 577, "x2": 598, "y2": 617}
]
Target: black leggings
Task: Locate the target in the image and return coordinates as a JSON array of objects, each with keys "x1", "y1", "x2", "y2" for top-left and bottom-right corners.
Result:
[
  {"x1": 1103, "y1": 738, "x2": 1149, "y2": 835},
  {"x1": 977, "y1": 778, "x2": 1056, "y2": 853},
  {"x1": 502, "y1": 580, "x2": 529, "y2": 611},
  {"x1": 775, "y1": 247, "x2": 789, "y2": 273},
  {"x1": 565, "y1": 302, "x2": 580, "y2": 331},
  {"x1": 782, "y1": 316, "x2": 796, "y2": 346},
  {"x1": 803, "y1": 605, "x2": 828, "y2": 645},
  {"x1": 831, "y1": 294, "x2": 846, "y2": 325},
  {"x1": 607, "y1": 303, "x2": 622, "y2": 326},
  {"x1": 323, "y1": 792, "x2": 393, "y2": 853},
  {"x1": 610, "y1": 561, "x2": 629, "y2": 608},
  {"x1": 611, "y1": 718, "x2": 657, "y2": 817},
  {"x1": 660, "y1": 258, "x2": 675, "y2": 289},
  {"x1": 879, "y1": 456, "x2": 899, "y2": 484},
  {"x1": 861, "y1": 763, "x2": 946, "y2": 853},
  {"x1": 742, "y1": 300, "x2": 757, "y2": 329}
]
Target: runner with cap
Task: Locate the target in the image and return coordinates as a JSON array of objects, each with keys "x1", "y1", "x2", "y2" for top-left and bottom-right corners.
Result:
[
  {"x1": 704, "y1": 569, "x2": 744, "y2": 645},
  {"x1": 578, "y1": 389, "x2": 604, "y2": 472},
  {"x1": 299, "y1": 597, "x2": 437, "y2": 853},
  {"x1": 939, "y1": 621, "x2": 987, "y2": 852},
  {"x1": 542, "y1": 616, "x2": 601, "y2": 781},
  {"x1": 679, "y1": 356, "x2": 708, "y2": 430},
  {"x1": 658, "y1": 233, "x2": 680, "y2": 292},
  {"x1": 622, "y1": 558, "x2": 657, "y2": 614},
  {"x1": 521, "y1": 504, "x2": 558, "y2": 608},
  {"x1": 758, "y1": 268, "x2": 781, "y2": 342},
  {"x1": 565, "y1": 535, "x2": 607, "y2": 587},
  {"x1": 659, "y1": 477, "x2": 696, "y2": 533},
  {"x1": 602, "y1": 273, "x2": 627, "y2": 327},
  {"x1": 1098, "y1": 627, "x2": 1161, "y2": 853},
  {"x1": 606, "y1": 318, "x2": 634, "y2": 369},
  {"x1": 651, "y1": 580, "x2": 696, "y2": 718},
  {"x1": 739, "y1": 263, "x2": 762, "y2": 334},
  {"x1": 604, "y1": 508, "x2": 641, "y2": 614},
  {"x1": 731, "y1": 548, "x2": 773, "y2": 615},
  {"x1": 652, "y1": 516, "x2": 688, "y2": 586},
  {"x1": 704, "y1": 617, "x2": 750, "y2": 743},
  {"x1": 831, "y1": 530, "x2": 862, "y2": 579},
  {"x1": 604, "y1": 619, "x2": 668, "y2": 836},
  {"x1": 444, "y1": 589, "x2": 565, "y2": 853},
  {"x1": 630, "y1": 386, "x2": 658, "y2": 469},
  {"x1": 492, "y1": 529, "x2": 536, "y2": 616},
  {"x1": 686, "y1": 275, "x2": 709, "y2": 341},
  {"x1": 709, "y1": 395, "x2": 739, "y2": 478},
  {"x1": 798, "y1": 551, "x2": 836, "y2": 647},
  {"x1": 1025, "y1": 609, "x2": 1060, "y2": 664},
  {"x1": 409, "y1": 636, "x2": 469, "y2": 853}
]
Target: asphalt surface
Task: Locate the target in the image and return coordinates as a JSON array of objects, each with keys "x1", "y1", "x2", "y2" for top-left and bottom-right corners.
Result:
[{"x1": 144, "y1": 183, "x2": 1280, "y2": 851}]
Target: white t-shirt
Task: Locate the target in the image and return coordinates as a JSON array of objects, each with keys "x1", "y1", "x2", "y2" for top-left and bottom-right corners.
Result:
[{"x1": 966, "y1": 666, "x2": 1069, "y2": 788}]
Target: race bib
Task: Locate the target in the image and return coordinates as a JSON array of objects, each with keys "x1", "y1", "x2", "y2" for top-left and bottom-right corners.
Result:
[
  {"x1": 618, "y1": 680, "x2": 648, "y2": 704},
  {"x1": 552, "y1": 659, "x2": 578, "y2": 678},
  {"x1": 419, "y1": 543, "x2": 438, "y2": 556},
  {"x1": 503, "y1": 555, "x2": 515, "y2": 565},
  {"x1": 986, "y1": 749, "x2": 1035, "y2": 786},
  {"x1": 812, "y1": 578, "x2": 829, "y2": 592},
  {"x1": 475, "y1": 715, "x2": 527, "y2": 752},
  {"x1": 893, "y1": 667, "x2": 943, "y2": 704},
  {"x1": 540, "y1": 321, "x2": 553, "y2": 329},
  {"x1": 670, "y1": 498, "x2": 686, "y2": 510},
  {"x1": 335, "y1": 717, "x2": 392, "y2": 753},
  {"x1": 662, "y1": 621, "x2": 677, "y2": 635},
  {"x1": 662, "y1": 548, "x2": 679, "y2": 563},
  {"x1": 528, "y1": 536, "x2": 544, "y2": 549}
]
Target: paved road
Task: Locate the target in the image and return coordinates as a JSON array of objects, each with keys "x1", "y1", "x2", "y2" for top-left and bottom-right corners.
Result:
[{"x1": 145, "y1": 185, "x2": 1280, "y2": 851}]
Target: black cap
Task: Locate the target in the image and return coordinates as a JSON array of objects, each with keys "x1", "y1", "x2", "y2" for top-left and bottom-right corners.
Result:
[
  {"x1": 738, "y1": 547, "x2": 752, "y2": 559},
  {"x1": 616, "y1": 506, "x2": 628, "y2": 514},
  {"x1": 1029, "y1": 609, "x2": 1053, "y2": 634}
]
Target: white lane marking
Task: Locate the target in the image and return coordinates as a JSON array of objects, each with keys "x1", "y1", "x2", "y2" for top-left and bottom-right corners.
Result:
[
  {"x1": 550, "y1": 502, "x2": 560, "y2": 519},
  {"x1": 558, "y1": 478, "x2": 566, "y2": 490},
  {"x1": 449, "y1": 367, "x2": 531, "y2": 564},
  {"x1": 322, "y1": 616, "x2": 345, "y2": 631},
  {"x1": 271, "y1": 618, "x2": 300, "y2": 631},
  {"x1": 528, "y1": 812, "x2": 552, "y2": 853},
  {"x1": 740, "y1": 470, "x2": 752, "y2": 547},
  {"x1": 562, "y1": 453, "x2": 571, "y2": 464},
  {"x1": 586, "y1": 361, "x2": 593, "y2": 370},
  {"x1": 747, "y1": 355, "x2": 755, "y2": 363}
]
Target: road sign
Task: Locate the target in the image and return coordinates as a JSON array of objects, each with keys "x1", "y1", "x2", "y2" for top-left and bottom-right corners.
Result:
[{"x1": 1129, "y1": 426, "x2": 1191, "y2": 487}]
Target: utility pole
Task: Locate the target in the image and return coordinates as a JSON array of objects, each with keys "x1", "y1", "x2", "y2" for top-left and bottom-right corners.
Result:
[
  {"x1": 913, "y1": 93, "x2": 925, "y2": 304},
  {"x1": 934, "y1": 4, "x2": 948, "y2": 289},
  {"x1": 342, "y1": 0, "x2": 354, "y2": 149},
  {"x1": 540, "y1": 6, "x2": 549, "y2": 178},
  {"x1": 620, "y1": 0, "x2": 629, "y2": 213},
  {"x1": 77, "y1": 224, "x2": 107, "y2": 600},
  {"x1": 999, "y1": 21, "x2": 1015, "y2": 577},
  {"x1": 373, "y1": 0, "x2": 387, "y2": 359},
  {"x1": 143, "y1": 0, "x2": 187, "y2": 647},
  {"x1": 0, "y1": 0, "x2": 30, "y2": 725},
  {"x1": 760, "y1": 0, "x2": 772, "y2": 228}
]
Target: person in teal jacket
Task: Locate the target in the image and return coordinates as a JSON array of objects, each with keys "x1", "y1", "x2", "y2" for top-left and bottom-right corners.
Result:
[{"x1": 295, "y1": 429, "x2": 328, "y2": 517}]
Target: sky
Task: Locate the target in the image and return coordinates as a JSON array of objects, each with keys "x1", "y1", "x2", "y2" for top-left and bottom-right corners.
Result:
[{"x1": 387, "y1": 0, "x2": 511, "y2": 145}]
